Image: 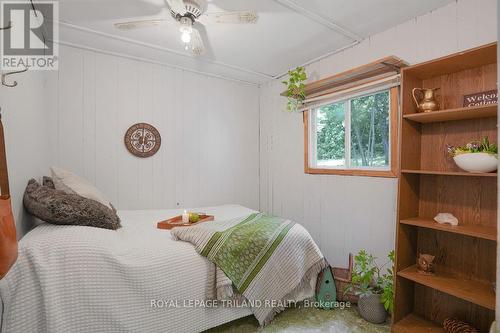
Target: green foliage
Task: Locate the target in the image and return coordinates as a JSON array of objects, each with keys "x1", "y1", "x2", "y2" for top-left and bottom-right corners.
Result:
[
  {"x1": 350, "y1": 91, "x2": 390, "y2": 167},
  {"x1": 316, "y1": 103, "x2": 345, "y2": 160},
  {"x1": 282, "y1": 67, "x2": 307, "y2": 112},
  {"x1": 447, "y1": 136, "x2": 498, "y2": 157},
  {"x1": 379, "y1": 250, "x2": 395, "y2": 314},
  {"x1": 346, "y1": 249, "x2": 395, "y2": 314},
  {"x1": 349, "y1": 250, "x2": 381, "y2": 296},
  {"x1": 315, "y1": 91, "x2": 390, "y2": 166}
]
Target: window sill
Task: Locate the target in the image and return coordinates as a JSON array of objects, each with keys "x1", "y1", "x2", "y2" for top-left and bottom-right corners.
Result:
[{"x1": 304, "y1": 167, "x2": 397, "y2": 178}]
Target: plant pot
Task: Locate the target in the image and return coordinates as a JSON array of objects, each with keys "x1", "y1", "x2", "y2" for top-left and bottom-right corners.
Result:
[
  {"x1": 453, "y1": 152, "x2": 498, "y2": 173},
  {"x1": 357, "y1": 294, "x2": 387, "y2": 324}
]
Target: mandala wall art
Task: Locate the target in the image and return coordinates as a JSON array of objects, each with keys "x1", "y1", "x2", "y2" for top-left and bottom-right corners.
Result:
[{"x1": 124, "y1": 123, "x2": 161, "y2": 158}]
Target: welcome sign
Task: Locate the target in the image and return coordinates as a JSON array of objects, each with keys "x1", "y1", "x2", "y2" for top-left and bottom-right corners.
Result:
[{"x1": 463, "y1": 90, "x2": 498, "y2": 107}]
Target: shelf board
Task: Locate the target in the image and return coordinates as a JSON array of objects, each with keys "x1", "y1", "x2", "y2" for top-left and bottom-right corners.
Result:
[
  {"x1": 401, "y1": 169, "x2": 497, "y2": 177},
  {"x1": 402, "y1": 42, "x2": 496, "y2": 79},
  {"x1": 400, "y1": 217, "x2": 496, "y2": 241},
  {"x1": 398, "y1": 265, "x2": 495, "y2": 310},
  {"x1": 393, "y1": 314, "x2": 444, "y2": 333},
  {"x1": 403, "y1": 104, "x2": 497, "y2": 123}
]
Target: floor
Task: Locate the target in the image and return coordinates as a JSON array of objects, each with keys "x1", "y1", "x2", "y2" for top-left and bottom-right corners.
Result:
[{"x1": 205, "y1": 305, "x2": 390, "y2": 333}]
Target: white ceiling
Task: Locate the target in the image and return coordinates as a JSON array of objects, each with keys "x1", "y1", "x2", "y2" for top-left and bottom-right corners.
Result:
[{"x1": 54, "y1": 0, "x2": 455, "y2": 84}]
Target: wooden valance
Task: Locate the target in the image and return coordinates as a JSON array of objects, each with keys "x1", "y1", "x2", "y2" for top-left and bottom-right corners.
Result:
[{"x1": 281, "y1": 56, "x2": 408, "y2": 100}]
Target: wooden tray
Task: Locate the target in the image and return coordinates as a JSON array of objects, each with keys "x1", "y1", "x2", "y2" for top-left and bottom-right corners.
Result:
[{"x1": 157, "y1": 214, "x2": 214, "y2": 230}]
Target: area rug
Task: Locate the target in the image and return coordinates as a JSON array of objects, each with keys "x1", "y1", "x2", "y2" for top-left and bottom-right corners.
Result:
[{"x1": 205, "y1": 305, "x2": 390, "y2": 333}]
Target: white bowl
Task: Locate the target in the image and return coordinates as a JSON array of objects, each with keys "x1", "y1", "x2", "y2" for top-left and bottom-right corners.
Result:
[{"x1": 453, "y1": 153, "x2": 498, "y2": 173}]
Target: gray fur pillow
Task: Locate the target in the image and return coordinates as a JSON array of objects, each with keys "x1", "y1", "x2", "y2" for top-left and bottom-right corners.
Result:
[
  {"x1": 23, "y1": 179, "x2": 121, "y2": 230},
  {"x1": 43, "y1": 176, "x2": 55, "y2": 189}
]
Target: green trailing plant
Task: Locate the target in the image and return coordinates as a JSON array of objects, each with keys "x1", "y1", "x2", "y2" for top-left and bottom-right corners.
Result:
[
  {"x1": 447, "y1": 136, "x2": 498, "y2": 157},
  {"x1": 282, "y1": 66, "x2": 307, "y2": 112},
  {"x1": 346, "y1": 249, "x2": 395, "y2": 314}
]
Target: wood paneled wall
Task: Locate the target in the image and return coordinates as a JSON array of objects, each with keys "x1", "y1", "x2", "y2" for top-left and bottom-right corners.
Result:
[
  {"x1": 259, "y1": 0, "x2": 497, "y2": 266},
  {"x1": 0, "y1": 71, "x2": 50, "y2": 236},
  {"x1": 45, "y1": 45, "x2": 260, "y2": 211}
]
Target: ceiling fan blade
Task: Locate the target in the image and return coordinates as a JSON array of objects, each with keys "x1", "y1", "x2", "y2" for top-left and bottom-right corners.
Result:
[
  {"x1": 190, "y1": 26, "x2": 205, "y2": 56},
  {"x1": 207, "y1": 11, "x2": 258, "y2": 24},
  {"x1": 114, "y1": 19, "x2": 168, "y2": 30},
  {"x1": 165, "y1": 0, "x2": 186, "y2": 15},
  {"x1": 191, "y1": 22, "x2": 215, "y2": 59}
]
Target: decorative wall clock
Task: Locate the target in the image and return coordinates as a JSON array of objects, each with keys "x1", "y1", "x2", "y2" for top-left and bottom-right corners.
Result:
[{"x1": 124, "y1": 123, "x2": 161, "y2": 158}]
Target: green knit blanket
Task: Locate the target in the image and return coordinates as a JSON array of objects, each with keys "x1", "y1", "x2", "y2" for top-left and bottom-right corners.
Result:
[
  {"x1": 200, "y1": 213, "x2": 295, "y2": 293},
  {"x1": 171, "y1": 212, "x2": 325, "y2": 325}
]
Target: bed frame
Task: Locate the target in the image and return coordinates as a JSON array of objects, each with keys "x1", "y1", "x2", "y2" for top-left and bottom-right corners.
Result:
[{"x1": 0, "y1": 114, "x2": 18, "y2": 279}]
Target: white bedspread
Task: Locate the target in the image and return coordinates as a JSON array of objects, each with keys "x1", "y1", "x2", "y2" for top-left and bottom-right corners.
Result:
[{"x1": 0, "y1": 205, "x2": 258, "y2": 333}]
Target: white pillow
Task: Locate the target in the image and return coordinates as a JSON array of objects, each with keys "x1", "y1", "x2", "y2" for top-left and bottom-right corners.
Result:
[{"x1": 50, "y1": 167, "x2": 112, "y2": 209}]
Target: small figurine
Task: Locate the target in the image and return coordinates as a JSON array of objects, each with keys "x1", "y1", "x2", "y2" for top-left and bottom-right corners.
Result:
[{"x1": 417, "y1": 253, "x2": 435, "y2": 275}]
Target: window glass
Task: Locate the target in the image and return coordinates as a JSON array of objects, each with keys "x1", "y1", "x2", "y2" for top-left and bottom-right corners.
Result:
[
  {"x1": 350, "y1": 91, "x2": 390, "y2": 167},
  {"x1": 310, "y1": 89, "x2": 392, "y2": 171},
  {"x1": 315, "y1": 102, "x2": 345, "y2": 167}
]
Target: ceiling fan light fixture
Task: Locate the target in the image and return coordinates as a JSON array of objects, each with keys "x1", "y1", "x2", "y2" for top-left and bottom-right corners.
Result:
[
  {"x1": 181, "y1": 30, "x2": 192, "y2": 43},
  {"x1": 178, "y1": 16, "x2": 193, "y2": 45}
]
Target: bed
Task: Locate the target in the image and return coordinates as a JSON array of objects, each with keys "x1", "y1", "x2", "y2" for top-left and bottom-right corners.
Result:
[{"x1": 0, "y1": 205, "x2": 260, "y2": 333}]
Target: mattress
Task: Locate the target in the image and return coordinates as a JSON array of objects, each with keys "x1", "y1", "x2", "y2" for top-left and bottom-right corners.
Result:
[{"x1": 0, "y1": 205, "x2": 257, "y2": 333}]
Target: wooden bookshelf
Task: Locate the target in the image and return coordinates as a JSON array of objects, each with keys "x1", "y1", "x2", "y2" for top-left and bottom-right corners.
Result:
[
  {"x1": 393, "y1": 43, "x2": 497, "y2": 333},
  {"x1": 393, "y1": 314, "x2": 444, "y2": 333},
  {"x1": 400, "y1": 217, "x2": 497, "y2": 241},
  {"x1": 401, "y1": 42, "x2": 497, "y2": 79},
  {"x1": 403, "y1": 104, "x2": 497, "y2": 123},
  {"x1": 398, "y1": 265, "x2": 495, "y2": 310}
]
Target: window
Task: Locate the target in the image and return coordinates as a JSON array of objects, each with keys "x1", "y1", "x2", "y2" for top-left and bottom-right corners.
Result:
[{"x1": 304, "y1": 87, "x2": 398, "y2": 177}]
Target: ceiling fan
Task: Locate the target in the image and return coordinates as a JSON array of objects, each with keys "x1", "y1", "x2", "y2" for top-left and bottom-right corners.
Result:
[{"x1": 114, "y1": 0, "x2": 258, "y2": 56}]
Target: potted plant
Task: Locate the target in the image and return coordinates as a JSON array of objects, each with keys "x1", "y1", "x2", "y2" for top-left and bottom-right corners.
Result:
[
  {"x1": 346, "y1": 250, "x2": 394, "y2": 324},
  {"x1": 282, "y1": 66, "x2": 307, "y2": 112},
  {"x1": 447, "y1": 137, "x2": 498, "y2": 173}
]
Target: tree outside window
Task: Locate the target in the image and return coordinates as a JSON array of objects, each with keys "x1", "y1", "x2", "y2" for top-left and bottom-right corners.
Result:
[{"x1": 312, "y1": 89, "x2": 392, "y2": 172}]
